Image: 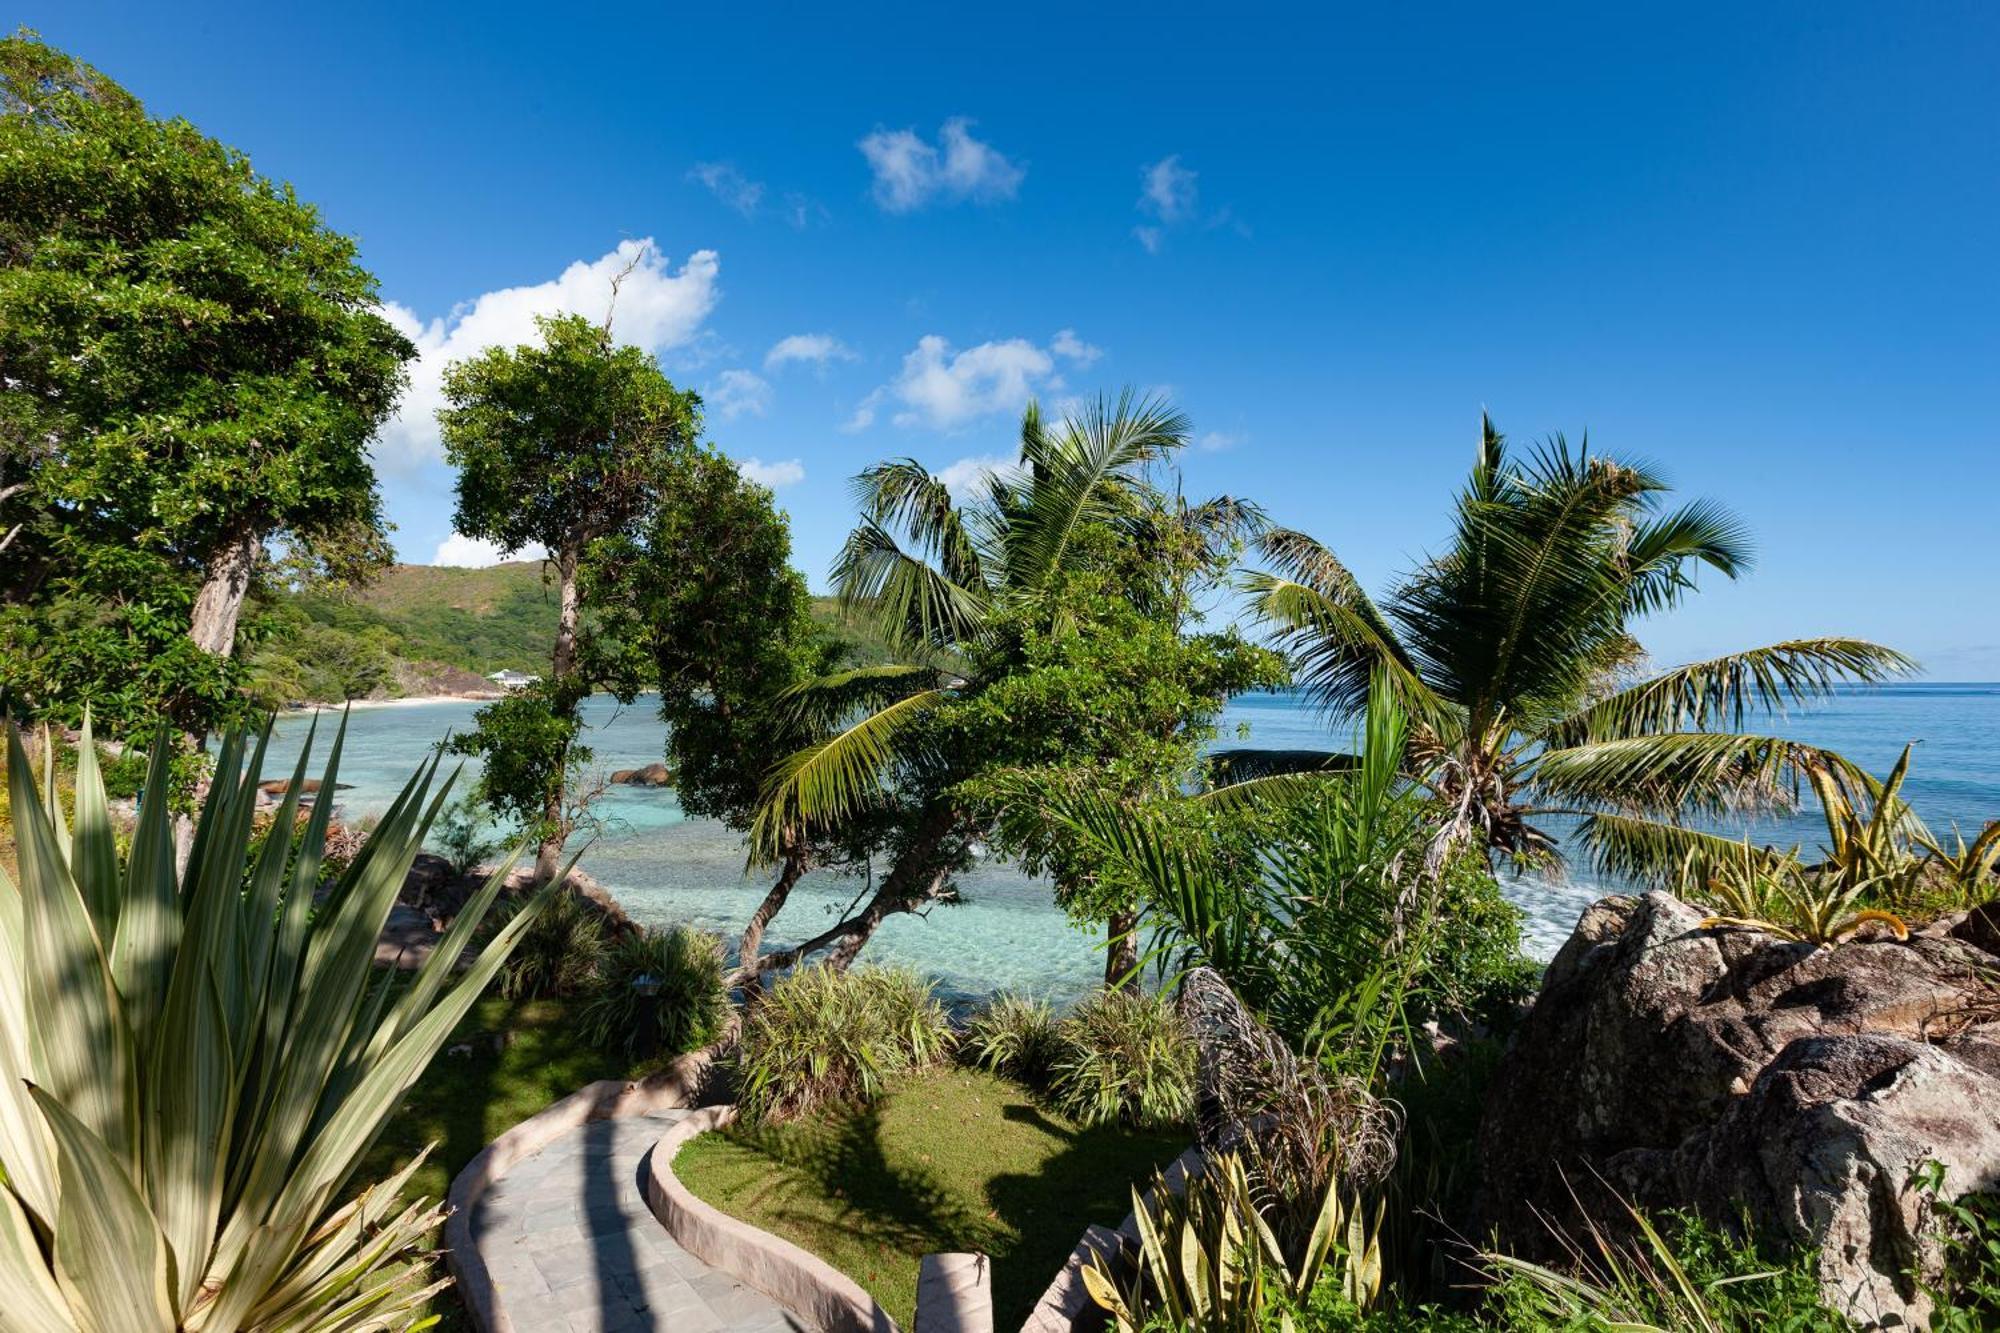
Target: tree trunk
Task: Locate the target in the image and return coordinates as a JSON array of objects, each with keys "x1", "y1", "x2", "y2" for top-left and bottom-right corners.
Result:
[
  {"x1": 748, "y1": 809, "x2": 957, "y2": 976},
  {"x1": 728, "y1": 849, "x2": 809, "y2": 989},
  {"x1": 1104, "y1": 909, "x2": 1141, "y2": 989},
  {"x1": 534, "y1": 548, "x2": 583, "y2": 887},
  {"x1": 189, "y1": 525, "x2": 260, "y2": 657}
]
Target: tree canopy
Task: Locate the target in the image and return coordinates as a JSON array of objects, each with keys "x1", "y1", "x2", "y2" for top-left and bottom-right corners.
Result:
[{"x1": 0, "y1": 31, "x2": 413, "y2": 734}]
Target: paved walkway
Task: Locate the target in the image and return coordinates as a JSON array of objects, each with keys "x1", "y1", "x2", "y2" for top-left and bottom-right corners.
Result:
[{"x1": 465, "y1": 1110, "x2": 810, "y2": 1332}]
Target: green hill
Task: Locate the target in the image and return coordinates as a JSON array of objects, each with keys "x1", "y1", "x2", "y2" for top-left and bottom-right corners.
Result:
[
  {"x1": 260, "y1": 563, "x2": 896, "y2": 698},
  {"x1": 309, "y1": 561, "x2": 558, "y2": 674}
]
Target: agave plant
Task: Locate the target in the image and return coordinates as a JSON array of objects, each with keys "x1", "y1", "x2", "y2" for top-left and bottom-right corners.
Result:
[
  {"x1": 1243, "y1": 416, "x2": 1911, "y2": 875},
  {"x1": 1690, "y1": 844, "x2": 1910, "y2": 946},
  {"x1": 1083, "y1": 1151, "x2": 1384, "y2": 1333},
  {"x1": 0, "y1": 716, "x2": 550, "y2": 1332}
]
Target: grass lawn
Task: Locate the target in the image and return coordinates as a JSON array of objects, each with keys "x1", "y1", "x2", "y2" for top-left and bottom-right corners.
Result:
[
  {"x1": 674, "y1": 1067, "x2": 1186, "y2": 1329},
  {"x1": 359, "y1": 988, "x2": 651, "y2": 1330}
]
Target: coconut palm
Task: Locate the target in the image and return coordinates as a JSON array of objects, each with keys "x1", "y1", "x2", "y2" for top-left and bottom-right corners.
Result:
[
  {"x1": 1242, "y1": 416, "x2": 1913, "y2": 878},
  {"x1": 745, "y1": 393, "x2": 1259, "y2": 971},
  {"x1": 754, "y1": 392, "x2": 1205, "y2": 852}
]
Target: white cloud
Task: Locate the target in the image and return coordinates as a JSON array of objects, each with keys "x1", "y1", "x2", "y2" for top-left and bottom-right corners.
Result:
[
  {"x1": 737, "y1": 457, "x2": 806, "y2": 489},
  {"x1": 1198, "y1": 430, "x2": 1246, "y2": 452},
  {"x1": 432, "y1": 533, "x2": 547, "y2": 567},
  {"x1": 1140, "y1": 155, "x2": 1199, "y2": 223},
  {"x1": 847, "y1": 330, "x2": 1099, "y2": 432},
  {"x1": 1050, "y1": 329, "x2": 1101, "y2": 367},
  {"x1": 1133, "y1": 225, "x2": 1164, "y2": 255},
  {"x1": 708, "y1": 369, "x2": 772, "y2": 420},
  {"x1": 688, "y1": 161, "x2": 765, "y2": 216},
  {"x1": 934, "y1": 454, "x2": 1016, "y2": 499},
  {"x1": 377, "y1": 240, "x2": 720, "y2": 468},
  {"x1": 765, "y1": 332, "x2": 858, "y2": 372},
  {"x1": 859, "y1": 117, "x2": 1024, "y2": 212}
]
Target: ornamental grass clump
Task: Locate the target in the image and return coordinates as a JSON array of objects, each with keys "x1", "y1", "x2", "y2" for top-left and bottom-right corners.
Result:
[
  {"x1": 737, "y1": 964, "x2": 952, "y2": 1122},
  {"x1": 0, "y1": 716, "x2": 551, "y2": 1332},
  {"x1": 580, "y1": 924, "x2": 729, "y2": 1058},
  {"x1": 496, "y1": 884, "x2": 609, "y2": 998},
  {"x1": 1050, "y1": 987, "x2": 1196, "y2": 1130},
  {"x1": 962, "y1": 993, "x2": 1063, "y2": 1087}
]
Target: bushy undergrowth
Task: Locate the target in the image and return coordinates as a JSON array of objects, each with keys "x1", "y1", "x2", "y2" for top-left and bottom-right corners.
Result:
[
  {"x1": 962, "y1": 993, "x2": 1063, "y2": 1084},
  {"x1": 1050, "y1": 987, "x2": 1196, "y2": 1130},
  {"x1": 1914, "y1": 1160, "x2": 2000, "y2": 1330},
  {"x1": 580, "y1": 925, "x2": 730, "y2": 1058},
  {"x1": 738, "y1": 965, "x2": 953, "y2": 1122},
  {"x1": 497, "y1": 886, "x2": 609, "y2": 998}
]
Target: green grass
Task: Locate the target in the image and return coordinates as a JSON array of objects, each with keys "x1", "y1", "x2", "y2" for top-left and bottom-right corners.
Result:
[{"x1": 673, "y1": 1067, "x2": 1186, "y2": 1329}]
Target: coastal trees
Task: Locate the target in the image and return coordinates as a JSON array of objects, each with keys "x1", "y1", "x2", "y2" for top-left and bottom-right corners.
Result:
[
  {"x1": 439, "y1": 310, "x2": 700, "y2": 882},
  {"x1": 751, "y1": 394, "x2": 1279, "y2": 977},
  {"x1": 0, "y1": 33, "x2": 414, "y2": 737},
  {"x1": 585, "y1": 446, "x2": 871, "y2": 982},
  {"x1": 1243, "y1": 416, "x2": 1912, "y2": 876}
]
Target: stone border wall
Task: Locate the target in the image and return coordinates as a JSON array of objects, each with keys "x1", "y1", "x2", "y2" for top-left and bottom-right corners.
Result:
[
  {"x1": 443, "y1": 1047, "x2": 716, "y2": 1333},
  {"x1": 645, "y1": 1105, "x2": 898, "y2": 1333}
]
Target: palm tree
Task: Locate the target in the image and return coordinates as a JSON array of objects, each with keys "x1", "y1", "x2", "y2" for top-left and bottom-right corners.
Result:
[
  {"x1": 1242, "y1": 416, "x2": 1913, "y2": 880},
  {"x1": 748, "y1": 392, "x2": 1250, "y2": 974}
]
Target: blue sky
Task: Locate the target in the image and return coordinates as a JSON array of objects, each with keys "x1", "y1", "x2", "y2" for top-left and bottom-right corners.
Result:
[{"x1": 28, "y1": 3, "x2": 2000, "y2": 675}]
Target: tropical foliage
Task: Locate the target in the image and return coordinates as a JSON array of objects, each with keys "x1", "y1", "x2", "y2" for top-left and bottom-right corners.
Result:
[
  {"x1": 1084, "y1": 1151, "x2": 1384, "y2": 1333},
  {"x1": 1047, "y1": 987, "x2": 1197, "y2": 1130},
  {"x1": 1595, "y1": 742, "x2": 2000, "y2": 933},
  {"x1": 0, "y1": 34, "x2": 414, "y2": 739},
  {"x1": 495, "y1": 885, "x2": 609, "y2": 1000},
  {"x1": 1243, "y1": 418, "x2": 1910, "y2": 879},
  {"x1": 750, "y1": 392, "x2": 1280, "y2": 974},
  {"x1": 577, "y1": 924, "x2": 730, "y2": 1059},
  {"x1": 961, "y1": 993, "x2": 1064, "y2": 1086},
  {"x1": 0, "y1": 715, "x2": 549, "y2": 1331},
  {"x1": 735, "y1": 965, "x2": 954, "y2": 1123}
]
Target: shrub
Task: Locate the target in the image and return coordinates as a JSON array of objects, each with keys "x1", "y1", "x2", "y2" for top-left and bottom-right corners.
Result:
[
  {"x1": 738, "y1": 965, "x2": 953, "y2": 1122},
  {"x1": 963, "y1": 993, "x2": 1063, "y2": 1086},
  {"x1": 0, "y1": 716, "x2": 549, "y2": 1329},
  {"x1": 497, "y1": 886, "x2": 610, "y2": 998},
  {"x1": 581, "y1": 925, "x2": 730, "y2": 1059},
  {"x1": 1084, "y1": 1152, "x2": 1385, "y2": 1331},
  {"x1": 1050, "y1": 987, "x2": 1196, "y2": 1130},
  {"x1": 431, "y1": 793, "x2": 502, "y2": 877}
]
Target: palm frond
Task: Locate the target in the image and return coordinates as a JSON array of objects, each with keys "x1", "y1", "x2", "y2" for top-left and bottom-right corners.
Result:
[
  {"x1": 1240, "y1": 567, "x2": 1438, "y2": 725},
  {"x1": 751, "y1": 687, "x2": 948, "y2": 861},
  {"x1": 1532, "y1": 732, "x2": 1881, "y2": 819},
  {"x1": 848, "y1": 458, "x2": 993, "y2": 591},
  {"x1": 771, "y1": 662, "x2": 945, "y2": 735},
  {"x1": 1204, "y1": 748, "x2": 1359, "y2": 786},
  {"x1": 1620, "y1": 498, "x2": 1753, "y2": 615},
  {"x1": 1545, "y1": 639, "x2": 1916, "y2": 747},
  {"x1": 1577, "y1": 812, "x2": 1787, "y2": 890},
  {"x1": 831, "y1": 518, "x2": 991, "y2": 654},
  {"x1": 1003, "y1": 390, "x2": 1189, "y2": 593}
]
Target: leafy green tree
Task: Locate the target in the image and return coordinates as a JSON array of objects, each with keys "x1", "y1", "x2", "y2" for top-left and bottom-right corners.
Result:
[
  {"x1": 755, "y1": 394, "x2": 1279, "y2": 976},
  {"x1": 0, "y1": 33, "x2": 414, "y2": 736},
  {"x1": 586, "y1": 447, "x2": 883, "y2": 981},
  {"x1": 1243, "y1": 417, "x2": 1911, "y2": 877},
  {"x1": 439, "y1": 310, "x2": 700, "y2": 881}
]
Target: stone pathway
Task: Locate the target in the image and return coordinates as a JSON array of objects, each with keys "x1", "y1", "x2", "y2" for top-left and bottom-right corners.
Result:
[{"x1": 466, "y1": 1110, "x2": 811, "y2": 1332}]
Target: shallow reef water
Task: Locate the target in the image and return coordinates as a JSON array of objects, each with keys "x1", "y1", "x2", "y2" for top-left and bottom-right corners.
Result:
[{"x1": 265, "y1": 684, "x2": 2000, "y2": 1007}]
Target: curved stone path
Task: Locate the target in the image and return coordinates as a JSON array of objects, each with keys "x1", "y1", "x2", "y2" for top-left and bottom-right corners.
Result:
[{"x1": 464, "y1": 1109, "x2": 811, "y2": 1332}]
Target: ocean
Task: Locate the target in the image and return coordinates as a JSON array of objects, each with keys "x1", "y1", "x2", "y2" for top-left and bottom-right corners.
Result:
[{"x1": 263, "y1": 683, "x2": 2000, "y2": 1005}]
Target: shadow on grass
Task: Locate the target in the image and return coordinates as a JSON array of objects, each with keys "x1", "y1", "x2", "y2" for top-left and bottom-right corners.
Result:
[{"x1": 712, "y1": 1073, "x2": 1184, "y2": 1328}]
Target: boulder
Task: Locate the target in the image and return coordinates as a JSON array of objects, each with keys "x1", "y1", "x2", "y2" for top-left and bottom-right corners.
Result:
[
  {"x1": 610, "y1": 762, "x2": 674, "y2": 787},
  {"x1": 1478, "y1": 891, "x2": 2000, "y2": 1328}
]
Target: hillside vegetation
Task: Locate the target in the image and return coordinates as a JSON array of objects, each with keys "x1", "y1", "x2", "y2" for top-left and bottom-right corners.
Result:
[{"x1": 244, "y1": 562, "x2": 891, "y2": 706}]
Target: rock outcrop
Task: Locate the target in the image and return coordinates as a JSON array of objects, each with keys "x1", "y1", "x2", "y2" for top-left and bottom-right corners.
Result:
[
  {"x1": 610, "y1": 762, "x2": 674, "y2": 787},
  {"x1": 1478, "y1": 891, "x2": 2000, "y2": 1328}
]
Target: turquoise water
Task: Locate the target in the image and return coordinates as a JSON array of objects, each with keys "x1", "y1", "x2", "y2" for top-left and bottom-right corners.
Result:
[{"x1": 264, "y1": 684, "x2": 2000, "y2": 1004}]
